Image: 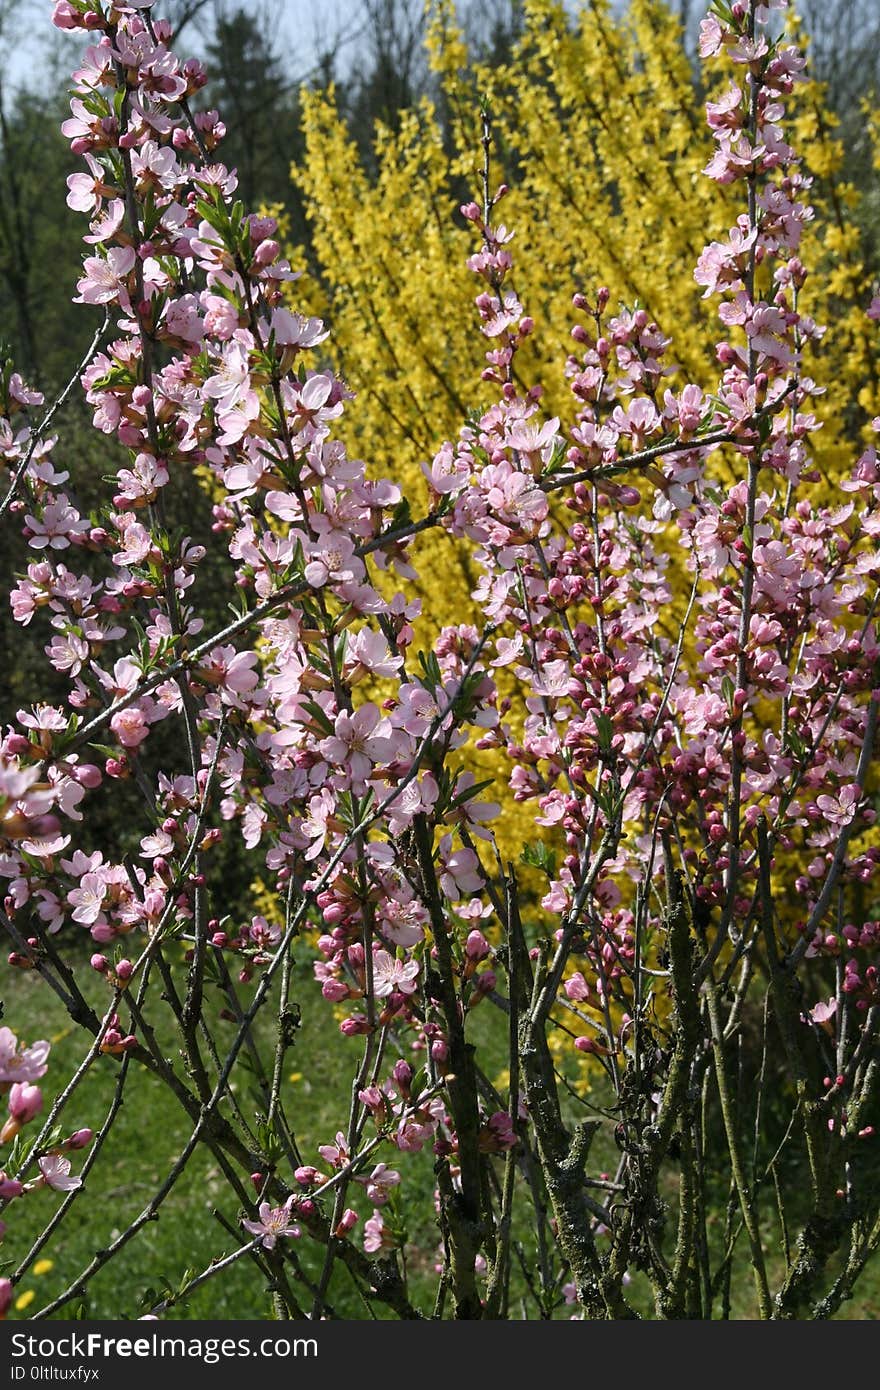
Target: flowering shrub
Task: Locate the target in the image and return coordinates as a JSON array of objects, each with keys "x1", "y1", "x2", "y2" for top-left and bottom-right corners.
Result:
[
  {"x1": 0, "y1": 0, "x2": 878, "y2": 1320},
  {"x1": 290, "y1": 0, "x2": 880, "y2": 867}
]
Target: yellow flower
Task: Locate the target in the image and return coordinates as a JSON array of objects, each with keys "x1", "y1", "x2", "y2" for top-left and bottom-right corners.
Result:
[
  {"x1": 15, "y1": 1290, "x2": 35, "y2": 1311},
  {"x1": 33, "y1": 1260, "x2": 54, "y2": 1277}
]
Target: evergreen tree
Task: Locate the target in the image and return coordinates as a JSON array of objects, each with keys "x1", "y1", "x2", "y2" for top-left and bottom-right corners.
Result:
[{"x1": 202, "y1": 4, "x2": 304, "y2": 218}]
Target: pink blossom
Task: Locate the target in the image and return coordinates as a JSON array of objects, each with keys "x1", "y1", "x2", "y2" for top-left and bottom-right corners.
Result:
[
  {"x1": 0, "y1": 1028, "x2": 49, "y2": 1084},
  {"x1": 75, "y1": 246, "x2": 136, "y2": 306},
  {"x1": 345, "y1": 628, "x2": 402, "y2": 680},
  {"x1": 320, "y1": 704, "x2": 397, "y2": 787},
  {"x1": 68, "y1": 872, "x2": 108, "y2": 925},
  {"x1": 564, "y1": 972, "x2": 590, "y2": 1003},
  {"x1": 438, "y1": 840, "x2": 484, "y2": 898},
  {"x1": 318, "y1": 1132, "x2": 350, "y2": 1169},
  {"x1": 357, "y1": 1163, "x2": 401, "y2": 1206},
  {"x1": 25, "y1": 496, "x2": 89, "y2": 550},
  {"x1": 242, "y1": 1197, "x2": 301, "y2": 1249},
  {"x1": 372, "y1": 949, "x2": 420, "y2": 998},
  {"x1": 809, "y1": 998, "x2": 837, "y2": 1028},
  {"x1": 363, "y1": 1209, "x2": 396, "y2": 1254},
  {"x1": 110, "y1": 707, "x2": 151, "y2": 749},
  {"x1": 66, "y1": 153, "x2": 109, "y2": 212},
  {"x1": 303, "y1": 527, "x2": 365, "y2": 589},
  {"x1": 38, "y1": 1155, "x2": 82, "y2": 1192},
  {"x1": 816, "y1": 785, "x2": 861, "y2": 828},
  {"x1": 202, "y1": 338, "x2": 255, "y2": 414},
  {"x1": 270, "y1": 307, "x2": 328, "y2": 348}
]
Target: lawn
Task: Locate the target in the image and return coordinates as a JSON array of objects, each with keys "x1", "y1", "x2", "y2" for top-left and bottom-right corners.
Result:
[{"x1": 2, "y1": 952, "x2": 878, "y2": 1320}]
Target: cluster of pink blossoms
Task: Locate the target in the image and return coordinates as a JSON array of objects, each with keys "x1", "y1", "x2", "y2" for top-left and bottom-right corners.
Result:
[
  {"x1": 1, "y1": 0, "x2": 511, "y2": 1265},
  {"x1": 424, "y1": 0, "x2": 880, "y2": 1050},
  {"x1": 0, "y1": 0, "x2": 877, "y2": 1299}
]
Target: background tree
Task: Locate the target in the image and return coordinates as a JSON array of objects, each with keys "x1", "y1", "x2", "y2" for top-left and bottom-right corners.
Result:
[{"x1": 202, "y1": 4, "x2": 304, "y2": 214}]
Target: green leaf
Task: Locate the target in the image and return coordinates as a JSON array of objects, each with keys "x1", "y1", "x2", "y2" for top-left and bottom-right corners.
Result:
[
  {"x1": 593, "y1": 712, "x2": 614, "y2": 752},
  {"x1": 521, "y1": 841, "x2": 557, "y2": 878},
  {"x1": 786, "y1": 728, "x2": 806, "y2": 760},
  {"x1": 450, "y1": 776, "x2": 495, "y2": 808},
  {"x1": 388, "y1": 495, "x2": 413, "y2": 531},
  {"x1": 408, "y1": 1065, "x2": 428, "y2": 1105},
  {"x1": 89, "y1": 743, "x2": 121, "y2": 761},
  {"x1": 302, "y1": 699, "x2": 335, "y2": 736},
  {"x1": 417, "y1": 650, "x2": 442, "y2": 691}
]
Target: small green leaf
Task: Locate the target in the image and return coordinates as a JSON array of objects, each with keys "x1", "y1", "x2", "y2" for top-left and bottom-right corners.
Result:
[{"x1": 521, "y1": 841, "x2": 557, "y2": 878}]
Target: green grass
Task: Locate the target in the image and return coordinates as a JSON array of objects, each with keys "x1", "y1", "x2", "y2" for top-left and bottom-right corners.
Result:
[
  {"x1": 2, "y1": 956, "x2": 878, "y2": 1320},
  {"x1": 1, "y1": 949, "x2": 465, "y2": 1321}
]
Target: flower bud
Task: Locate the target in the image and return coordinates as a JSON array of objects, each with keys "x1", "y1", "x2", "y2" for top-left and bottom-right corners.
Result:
[
  {"x1": 8, "y1": 1082, "x2": 43, "y2": 1124},
  {"x1": 392, "y1": 1059, "x2": 413, "y2": 1093},
  {"x1": 465, "y1": 929, "x2": 490, "y2": 961},
  {"x1": 294, "y1": 1166, "x2": 320, "y2": 1187},
  {"x1": 335, "y1": 1208, "x2": 358, "y2": 1236}
]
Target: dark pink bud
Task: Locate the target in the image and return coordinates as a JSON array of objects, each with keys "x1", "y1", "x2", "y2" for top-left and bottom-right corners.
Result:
[
  {"x1": 392, "y1": 1059, "x2": 413, "y2": 1091},
  {"x1": 335, "y1": 1208, "x2": 358, "y2": 1235},
  {"x1": 465, "y1": 929, "x2": 490, "y2": 961},
  {"x1": 8, "y1": 1082, "x2": 42, "y2": 1124},
  {"x1": 253, "y1": 239, "x2": 280, "y2": 266}
]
